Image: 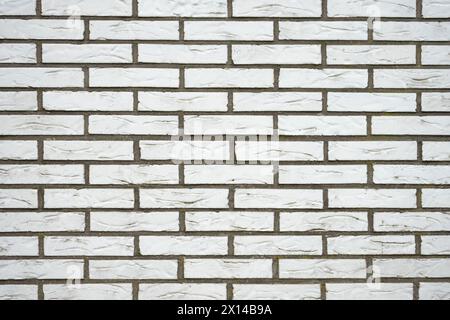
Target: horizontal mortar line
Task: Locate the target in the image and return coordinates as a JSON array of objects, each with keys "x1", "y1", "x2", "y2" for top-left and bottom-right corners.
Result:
[{"x1": 1, "y1": 184, "x2": 450, "y2": 188}]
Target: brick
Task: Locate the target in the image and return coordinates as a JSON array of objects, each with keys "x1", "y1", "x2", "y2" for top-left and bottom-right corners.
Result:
[
  {"x1": 232, "y1": 45, "x2": 321, "y2": 65},
  {"x1": 327, "y1": 283, "x2": 413, "y2": 300},
  {"x1": 374, "y1": 69, "x2": 450, "y2": 88},
  {"x1": 89, "y1": 68, "x2": 179, "y2": 88},
  {"x1": 280, "y1": 212, "x2": 368, "y2": 232},
  {"x1": 44, "y1": 284, "x2": 131, "y2": 300},
  {"x1": 374, "y1": 165, "x2": 450, "y2": 184},
  {"x1": 327, "y1": 45, "x2": 415, "y2": 65},
  {"x1": 90, "y1": 21, "x2": 179, "y2": 40},
  {"x1": 185, "y1": 211, "x2": 274, "y2": 232},
  {"x1": 138, "y1": 0, "x2": 227, "y2": 17},
  {"x1": 41, "y1": 0, "x2": 132, "y2": 16},
  {"x1": 419, "y1": 283, "x2": 450, "y2": 300},
  {"x1": 280, "y1": 259, "x2": 367, "y2": 278},
  {"x1": 422, "y1": 0, "x2": 450, "y2": 17},
  {"x1": 43, "y1": 91, "x2": 133, "y2": 112},
  {"x1": 0, "y1": 237, "x2": 38, "y2": 256},
  {"x1": 139, "y1": 284, "x2": 226, "y2": 300},
  {"x1": 423, "y1": 142, "x2": 450, "y2": 161},
  {"x1": 279, "y1": 116, "x2": 366, "y2": 136},
  {"x1": 0, "y1": 115, "x2": 83, "y2": 136},
  {"x1": 328, "y1": 236, "x2": 416, "y2": 255},
  {"x1": 374, "y1": 22, "x2": 450, "y2": 41},
  {"x1": 185, "y1": 165, "x2": 274, "y2": 184},
  {"x1": 44, "y1": 141, "x2": 133, "y2": 161},
  {"x1": 235, "y1": 189, "x2": 323, "y2": 209},
  {"x1": 328, "y1": 0, "x2": 416, "y2": 17},
  {"x1": 0, "y1": 212, "x2": 85, "y2": 232},
  {"x1": 329, "y1": 189, "x2": 417, "y2": 208},
  {"x1": 422, "y1": 189, "x2": 450, "y2": 208},
  {"x1": 184, "y1": 259, "x2": 272, "y2": 279},
  {"x1": 422, "y1": 46, "x2": 450, "y2": 65},
  {"x1": 372, "y1": 116, "x2": 450, "y2": 135},
  {"x1": 0, "y1": 68, "x2": 83, "y2": 88},
  {"x1": 0, "y1": 285, "x2": 37, "y2": 300},
  {"x1": 235, "y1": 141, "x2": 324, "y2": 161},
  {"x1": 280, "y1": 22, "x2": 367, "y2": 40},
  {"x1": 89, "y1": 115, "x2": 178, "y2": 135},
  {"x1": 327, "y1": 93, "x2": 416, "y2": 112},
  {"x1": 0, "y1": 260, "x2": 83, "y2": 280},
  {"x1": 0, "y1": 165, "x2": 84, "y2": 184},
  {"x1": 184, "y1": 115, "x2": 273, "y2": 135},
  {"x1": 233, "y1": 92, "x2": 322, "y2": 112},
  {"x1": 139, "y1": 44, "x2": 227, "y2": 64},
  {"x1": 374, "y1": 212, "x2": 450, "y2": 232},
  {"x1": 90, "y1": 260, "x2": 178, "y2": 279},
  {"x1": 422, "y1": 93, "x2": 450, "y2": 112},
  {"x1": 374, "y1": 258, "x2": 450, "y2": 278},
  {"x1": 0, "y1": 141, "x2": 37, "y2": 160},
  {"x1": 42, "y1": 44, "x2": 132, "y2": 63},
  {"x1": 0, "y1": 19, "x2": 83, "y2": 39},
  {"x1": 0, "y1": 43, "x2": 36, "y2": 63},
  {"x1": 234, "y1": 236, "x2": 322, "y2": 255},
  {"x1": 45, "y1": 236, "x2": 134, "y2": 256},
  {"x1": 44, "y1": 188, "x2": 135, "y2": 208},
  {"x1": 279, "y1": 165, "x2": 367, "y2": 184},
  {"x1": 280, "y1": 69, "x2": 368, "y2": 88},
  {"x1": 90, "y1": 211, "x2": 179, "y2": 232},
  {"x1": 140, "y1": 188, "x2": 229, "y2": 209},
  {"x1": 0, "y1": 91, "x2": 37, "y2": 111},
  {"x1": 185, "y1": 68, "x2": 273, "y2": 88},
  {"x1": 0, "y1": 189, "x2": 37, "y2": 208},
  {"x1": 0, "y1": 0, "x2": 36, "y2": 15},
  {"x1": 233, "y1": 284, "x2": 321, "y2": 300},
  {"x1": 421, "y1": 236, "x2": 450, "y2": 255},
  {"x1": 140, "y1": 141, "x2": 230, "y2": 161},
  {"x1": 184, "y1": 21, "x2": 273, "y2": 41},
  {"x1": 90, "y1": 165, "x2": 178, "y2": 185},
  {"x1": 139, "y1": 92, "x2": 228, "y2": 112},
  {"x1": 140, "y1": 236, "x2": 228, "y2": 255},
  {"x1": 233, "y1": 0, "x2": 321, "y2": 17}
]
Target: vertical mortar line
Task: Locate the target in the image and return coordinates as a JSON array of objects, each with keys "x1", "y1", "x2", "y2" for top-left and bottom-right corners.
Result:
[
  {"x1": 272, "y1": 258, "x2": 279, "y2": 279},
  {"x1": 179, "y1": 19, "x2": 185, "y2": 41},
  {"x1": 84, "y1": 258, "x2": 89, "y2": 280},
  {"x1": 84, "y1": 19, "x2": 90, "y2": 43},
  {"x1": 366, "y1": 257, "x2": 374, "y2": 282},
  {"x1": 321, "y1": 44, "x2": 327, "y2": 66},
  {"x1": 177, "y1": 257, "x2": 185, "y2": 280},
  {"x1": 132, "y1": 43, "x2": 139, "y2": 65},
  {"x1": 38, "y1": 235, "x2": 45, "y2": 257},
  {"x1": 132, "y1": 0, "x2": 138, "y2": 17},
  {"x1": 85, "y1": 210, "x2": 90, "y2": 233},
  {"x1": 413, "y1": 282, "x2": 420, "y2": 300},
  {"x1": 368, "y1": 210, "x2": 374, "y2": 233},
  {"x1": 132, "y1": 282, "x2": 139, "y2": 300},
  {"x1": 228, "y1": 235, "x2": 234, "y2": 256},
  {"x1": 226, "y1": 283, "x2": 233, "y2": 300},
  {"x1": 134, "y1": 235, "x2": 140, "y2": 256},
  {"x1": 320, "y1": 283, "x2": 326, "y2": 300},
  {"x1": 273, "y1": 19, "x2": 280, "y2": 41},
  {"x1": 36, "y1": 0, "x2": 42, "y2": 16},
  {"x1": 179, "y1": 211, "x2": 186, "y2": 233},
  {"x1": 321, "y1": 0, "x2": 328, "y2": 18},
  {"x1": 273, "y1": 68, "x2": 280, "y2": 89},
  {"x1": 416, "y1": 45, "x2": 422, "y2": 66},
  {"x1": 415, "y1": 234, "x2": 422, "y2": 255},
  {"x1": 227, "y1": 44, "x2": 233, "y2": 65},
  {"x1": 38, "y1": 282, "x2": 44, "y2": 300},
  {"x1": 227, "y1": 0, "x2": 233, "y2": 18},
  {"x1": 274, "y1": 211, "x2": 280, "y2": 232},
  {"x1": 417, "y1": 0, "x2": 423, "y2": 18},
  {"x1": 322, "y1": 234, "x2": 328, "y2": 257}
]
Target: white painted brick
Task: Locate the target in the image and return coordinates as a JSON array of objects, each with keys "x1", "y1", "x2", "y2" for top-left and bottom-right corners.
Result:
[
  {"x1": 90, "y1": 260, "x2": 178, "y2": 279},
  {"x1": 89, "y1": 115, "x2": 178, "y2": 135},
  {"x1": 328, "y1": 93, "x2": 416, "y2": 112},
  {"x1": 280, "y1": 69, "x2": 368, "y2": 88},
  {"x1": 0, "y1": 141, "x2": 37, "y2": 160},
  {"x1": 89, "y1": 68, "x2": 179, "y2": 88},
  {"x1": 234, "y1": 92, "x2": 322, "y2": 112},
  {"x1": 423, "y1": 142, "x2": 450, "y2": 161},
  {"x1": 90, "y1": 21, "x2": 178, "y2": 40},
  {"x1": 234, "y1": 236, "x2": 322, "y2": 255},
  {"x1": 422, "y1": 46, "x2": 450, "y2": 65},
  {"x1": 42, "y1": 0, "x2": 132, "y2": 16},
  {"x1": 235, "y1": 141, "x2": 324, "y2": 161},
  {"x1": 140, "y1": 236, "x2": 228, "y2": 255},
  {"x1": 235, "y1": 189, "x2": 323, "y2": 209},
  {"x1": 0, "y1": 68, "x2": 83, "y2": 88},
  {"x1": 280, "y1": 259, "x2": 367, "y2": 279},
  {"x1": 232, "y1": 45, "x2": 321, "y2": 65},
  {"x1": 280, "y1": 21, "x2": 367, "y2": 40},
  {"x1": 140, "y1": 141, "x2": 230, "y2": 161},
  {"x1": 374, "y1": 22, "x2": 450, "y2": 41},
  {"x1": 0, "y1": 0, "x2": 36, "y2": 15},
  {"x1": 0, "y1": 212, "x2": 84, "y2": 232},
  {"x1": 280, "y1": 212, "x2": 368, "y2": 232},
  {"x1": 279, "y1": 116, "x2": 366, "y2": 136},
  {"x1": 184, "y1": 21, "x2": 273, "y2": 41},
  {"x1": 0, "y1": 189, "x2": 37, "y2": 208},
  {"x1": 327, "y1": 283, "x2": 413, "y2": 300},
  {"x1": 420, "y1": 283, "x2": 450, "y2": 300},
  {"x1": 139, "y1": 44, "x2": 227, "y2": 64},
  {"x1": 139, "y1": 283, "x2": 227, "y2": 300},
  {"x1": 422, "y1": 236, "x2": 450, "y2": 255},
  {"x1": 374, "y1": 212, "x2": 450, "y2": 232},
  {"x1": 327, "y1": 45, "x2": 415, "y2": 65},
  {"x1": 0, "y1": 43, "x2": 36, "y2": 63},
  {"x1": 372, "y1": 117, "x2": 450, "y2": 135},
  {"x1": 90, "y1": 165, "x2": 178, "y2": 185},
  {"x1": 0, "y1": 237, "x2": 38, "y2": 256},
  {"x1": 44, "y1": 188, "x2": 135, "y2": 208},
  {"x1": 138, "y1": 0, "x2": 227, "y2": 17},
  {"x1": 139, "y1": 92, "x2": 228, "y2": 112},
  {"x1": 374, "y1": 258, "x2": 450, "y2": 278},
  {"x1": 0, "y1": 259, "x2": 83, "y2": 280},
  {"x1": 44, "y1": 141, "x2": 133, "y2": 161},
  {"x1": 185, "y1": 211, "x2": 274, "y2": 232},
  {"x1": 233, "y1": 0, "x2": 321, "y2": 17},
  {"x1": 184, "y1": 115, "x2": 273, "y2": 135},
  {"x1": 329, "y1": 189, "x2": 417, "y2": 208},
  {"x1": 422, "y1": 93, "x2": 450, "y2": 112},
  {"x1": 45, "y1": 236, "x2": 134, "y2": 256},
  {"x1": 185, "y1": 68, "x2": 273, "y2": 88},
  {"x1": 0, "y1": 165, "x2": 84, "y2": 184},
  {"x1": 374, "y1": 69, "x2": 450, "y2": 88},
  {"x1": 328, "y1": 0, "x2": 416, "y2": 17},
  {"x1": 0, "y1": 91, "x2": 37, "y2": 111},
  {"x1": 0, "y1": 19, "x2": 83, "y2": 40},
  {"x1": 423, "y1": 0, "x2": 450, "y2": 17},
  {"x1": 233, "y1": 284, "x2": 321, "y2": 300},
  {"x1": 42, "y1": 44, "x2": 132, "y2": 63},
  {"x1": 91, "y1": 211, "x2": 179, "y2": 232},
  {"x1": 328, "y1": 236, "x2": 416, "y2": 255},
  {"x1": 140, "y1": 188, "x2": 229, "y2": 209},
  {"x1": 0, "y1": 115, "x2": 83, "y2": 136},
  {"x1": 184, "y1": 259, "x2": 272, "y2": 279},
  {"x1": 374, "y1": 165, "x2": 450, "y2": 184},
  {"x1": 422, "y1": 189, "x2": 450, "y2": 208},
  {"x1": 329, "y1": 141, "x2": 417, "y2": 161},
  {"x1": 279, "y1": 165, "x2": 367, "y2": 184},
  {"x1": 0, "y1": 285, "x2": 37, "y2": 300},
  {"x1": 44, "y1": 284, "x2": 131, "y2": 300},
  {"x1": 43, "y1": 91, "x2": 133, "y2": 112},
  {"x1": 185, "y1": 165, "x2": 274, "y2": 184}
]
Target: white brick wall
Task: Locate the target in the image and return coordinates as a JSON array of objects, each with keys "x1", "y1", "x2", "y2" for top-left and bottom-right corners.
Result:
[{"x1": 0, "y1": 0, "x2": 449, "y2": 301}]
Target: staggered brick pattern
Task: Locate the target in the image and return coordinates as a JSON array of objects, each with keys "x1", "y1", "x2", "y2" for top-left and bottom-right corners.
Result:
[{"x1": 0, "y1": 0, "x2": 450, "y2": 300}]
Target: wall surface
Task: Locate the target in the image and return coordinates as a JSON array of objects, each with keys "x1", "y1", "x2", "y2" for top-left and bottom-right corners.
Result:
[{"x1": 0, "y1": 0, "x2": 450, "y2": 300}]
